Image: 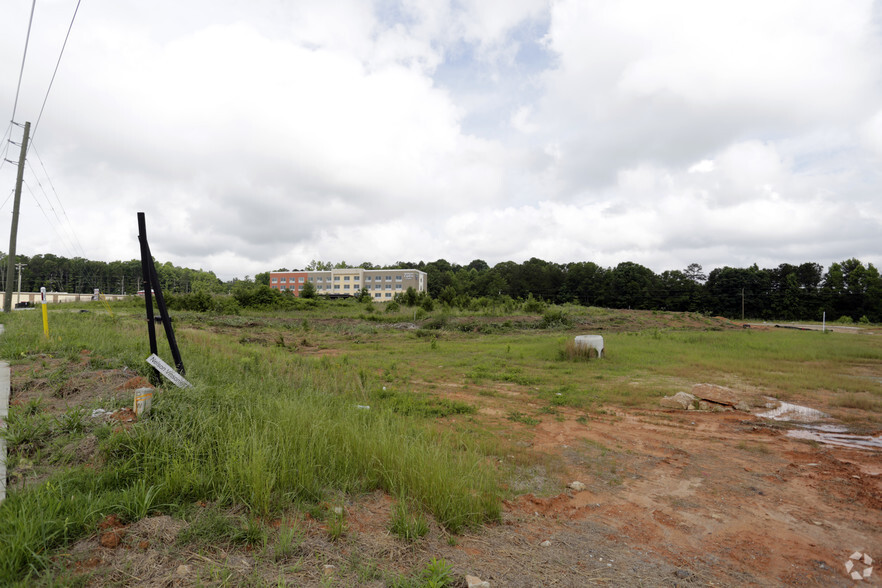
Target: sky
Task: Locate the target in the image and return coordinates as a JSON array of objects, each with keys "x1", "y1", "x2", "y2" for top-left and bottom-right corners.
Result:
[{"x1": 1, "y1": 0, "x2": 881, "y2": 281}]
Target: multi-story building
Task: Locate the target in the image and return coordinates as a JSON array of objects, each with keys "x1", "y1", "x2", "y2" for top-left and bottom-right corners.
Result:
[{"x1": 269, "y1": 268, "x2": 427, "y2": 300}]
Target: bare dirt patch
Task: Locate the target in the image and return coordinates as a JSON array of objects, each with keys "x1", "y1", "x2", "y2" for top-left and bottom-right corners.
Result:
[{"x1": 6, "y1": 327, "x2": 881, "y2": 587}]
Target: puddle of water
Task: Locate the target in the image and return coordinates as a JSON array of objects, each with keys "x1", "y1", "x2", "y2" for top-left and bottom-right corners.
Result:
[
  {"x1": 787, "y1": 429, "x2": 882, "y2": 451},
  {"x1": 756, "y1": 401, "x2": 828, "y2": 423},
  {"x1": 757, "y1": 399, "x2": 881, "y2": 452}
]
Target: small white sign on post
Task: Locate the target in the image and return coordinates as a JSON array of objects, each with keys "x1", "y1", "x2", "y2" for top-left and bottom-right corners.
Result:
[
  {"x1": 146, "y1": 354, "x2": 193, "y2": 389},
  {"x1": 133, "y1": 388, "x2": 153, "y2": 416}
]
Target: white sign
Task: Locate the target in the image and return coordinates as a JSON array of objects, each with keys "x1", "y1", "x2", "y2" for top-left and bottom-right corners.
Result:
[
  {"x1": 40, "y1": 286, "x2": 46, "y2": 304},
  {"x1": 146, "y1": 354, "x2": 193, "y2": 389}
]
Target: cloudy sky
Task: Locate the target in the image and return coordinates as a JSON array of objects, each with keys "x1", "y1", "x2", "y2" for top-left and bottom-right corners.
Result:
[{"x1": 1, "y1": 0, "x2": 881, "y2": 280}]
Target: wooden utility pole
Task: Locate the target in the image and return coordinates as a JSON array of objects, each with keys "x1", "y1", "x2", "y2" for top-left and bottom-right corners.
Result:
[{"x1": 4, "y1": 121, "x2": 30, "y2": 313}]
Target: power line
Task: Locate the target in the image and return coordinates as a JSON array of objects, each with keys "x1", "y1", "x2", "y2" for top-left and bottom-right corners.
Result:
[
  {"x1": 28, "y1": 141, "x2": 86, "y2": 257},
  {"x1": 0, "y1": 188, "x2": 14, "y2": 211},
  {"x1": 23, "y1": 179, "x2": 77, "y2": 258},
  {"x1": 30, "y1": 0, "x2": 83, "y2": 147},
  {"x1": 0, "y1": 122, "x2": 14, "y2": 175},
  {"x1": 24, "y1": 162, "x2": 78, "y2": 256},
  {"x1": 9, "y1": 0, "x2": 37, "y2": 127}
]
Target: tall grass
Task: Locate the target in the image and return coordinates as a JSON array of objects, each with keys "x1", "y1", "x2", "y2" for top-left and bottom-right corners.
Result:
[{"x1": 0, "y1": 309, "x2": 500, "y2": 583}]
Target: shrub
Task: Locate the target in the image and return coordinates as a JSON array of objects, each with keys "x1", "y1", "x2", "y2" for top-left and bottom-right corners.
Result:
[{"x1": 522, "y1": 294, "x2": 546, "y2": 313}]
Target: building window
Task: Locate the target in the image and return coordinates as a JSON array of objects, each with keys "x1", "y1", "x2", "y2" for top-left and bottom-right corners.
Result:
[
  {"x1": 374, "y1": 293, "x2": 381, "y2": 298},
  {"x1": 334, "y1": 285, "x2": 340, "y2": 290},
  {"x1": 385, "y1": 293, "x2": 392, "y2": 298},
  {"x1": 353, "y1": 276, "x2": 359, "y2": 281},
  {"x1": 344, "y1": 285, "x2": 350, "y2": 290},
  {"x1": 386, "y1": 275, "x2": 393, "y2": 281},
  {"x1": 396, "y1": 275, "x2": 402, "y2": 281},
  {"x1": 271, "y1": 278, "x2": 278, "y2": 283},
  {"x1": 396, "y1": 284, "x2": 403, "y2": 289},
  {"x1": 365, "y1": 276, "x2": 371, "y2": 282},
  {"x1": 299, "y1": 277, "x2": 305, "y2": 283},
  {"x1": 334, "y1": 276, "x2": 340, "y2": 281},
  {"x1": 281, "y1": 277, "x2": 287, "y2": 283},
  {"x1": 386, "y1": 284, "x2": 392, "y2": 289}
]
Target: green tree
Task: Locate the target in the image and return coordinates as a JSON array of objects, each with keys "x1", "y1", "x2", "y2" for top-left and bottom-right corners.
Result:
[{"x1": 300, "y1": 280, "x2": 316, "y2": 299}]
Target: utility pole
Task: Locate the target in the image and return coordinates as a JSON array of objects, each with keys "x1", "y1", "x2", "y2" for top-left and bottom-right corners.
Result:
[
  {"x1": 741, "y1": 287, "x2": 745, "y2": 321},
  {"x1": 4, "y1": 121, "x2": 30, "y2": 313},
  {"x1": 15, "y1": 263, "x2": 26, "y2": 302}
]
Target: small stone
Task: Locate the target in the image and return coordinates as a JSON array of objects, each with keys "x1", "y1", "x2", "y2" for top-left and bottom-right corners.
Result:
[
  {"x1": 540, "y1": 540, "x2": 551, "y2": 547},
  {"x1": 659, "y1": 392, "x2": 697, "y2": 410},
  {"x1": 568, "y1": 481, "x2": 587, "y2": 492},
  {"x1": 138, "y1": 540, "x2": 150, "y2": 549},
  {"x1": 332, "y1": 506, "x2": 343, "y2": 515},
  {"x1": 175, "y1": 565, "x2": 192, "y2": 577},
  {"x1": 674, "y1": 569, "x2": 691, "y2": 579},
  {"x1": 466, "y1": 575, "x2": 490, "y2": 588},
  {"x1": 735, "y1": 401, "x2": 751, "y2": 412},
  {"x1": 323, "y1": 565, "x2": 336, "y2": 575}
]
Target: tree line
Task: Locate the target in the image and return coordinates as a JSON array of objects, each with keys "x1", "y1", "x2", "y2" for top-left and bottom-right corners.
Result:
[
  {"x1": 272, "y1": 257, "x2": 880, "y2": 322},
  {"x1": 0, "y1": 253, "x2": 225, "y2": 297},
  {"x1": 3, "y1": 252, "x2": 879, "y2": 322}
]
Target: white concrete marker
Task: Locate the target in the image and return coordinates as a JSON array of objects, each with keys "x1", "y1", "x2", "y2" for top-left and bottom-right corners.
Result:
[{"x1": 574, "y1": 335, "x2": 604, "y2": 358}]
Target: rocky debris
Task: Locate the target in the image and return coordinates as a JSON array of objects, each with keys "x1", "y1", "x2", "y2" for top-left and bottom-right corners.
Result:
[
  {"x1": 697, "y1": 400, "x2": 734, "y2": 412},
  {"x1": 659, "y1": 392, "x2": 697, "y2": 410},
  {"x1": 568, "y1": 481, "x2": 587, "y2": 491},
  {"x1": 466, "y1": 575, "x2": 490, "y2": 588},
  {"x1": 691, "y1": 384, "x2": 741, "y2": 407},
  {"x1": 674, "y1": 569, "x2": 691, "y2": 579},
  {"x1": 540, "y1": 540, "x2": 552, "y2": 547},
  {"x1": 175, "y1": 564, "x2": 192, "y2": 578},
  {"x1": 323, "y1": 564, "x2": 336, "y2": 576}
]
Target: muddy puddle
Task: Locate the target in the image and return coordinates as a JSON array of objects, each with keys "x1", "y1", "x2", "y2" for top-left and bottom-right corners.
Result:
[{"x1": 758, "y1": 400, "x2": 882, "y2": 452}]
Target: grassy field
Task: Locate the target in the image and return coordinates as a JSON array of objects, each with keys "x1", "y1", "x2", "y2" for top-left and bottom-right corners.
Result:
[{"x1": 1, "y1": 300, "x2": 880, "y2": 585}]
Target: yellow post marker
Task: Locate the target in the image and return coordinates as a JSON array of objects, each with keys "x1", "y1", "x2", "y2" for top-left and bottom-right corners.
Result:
[{"x1": 40, "y1": 287, "x2": 49, "y2": 338}]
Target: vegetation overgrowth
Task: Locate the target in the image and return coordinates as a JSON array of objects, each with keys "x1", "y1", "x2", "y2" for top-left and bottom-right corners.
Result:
[
  {"x1": 0, "y1": 306, "x2": 500, "y2": 584},
  {"x1": 1, "y1": 298, "x2": 880, "y2": 585}
]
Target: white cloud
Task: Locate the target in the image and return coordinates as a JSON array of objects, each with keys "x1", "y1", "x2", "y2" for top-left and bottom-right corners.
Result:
[{"x1": 1, "y1": 0, "x2": 881, "y2": 281}]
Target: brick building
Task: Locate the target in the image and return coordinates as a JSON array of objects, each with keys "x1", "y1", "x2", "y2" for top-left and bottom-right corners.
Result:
[{"x1": 269, "y1": 268, "x2": 427, "y2": 300}]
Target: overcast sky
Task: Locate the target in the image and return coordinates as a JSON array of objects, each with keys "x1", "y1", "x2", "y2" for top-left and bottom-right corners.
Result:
[{"x1": 1, "y1": 0, "x2": 881, "y2": 281}]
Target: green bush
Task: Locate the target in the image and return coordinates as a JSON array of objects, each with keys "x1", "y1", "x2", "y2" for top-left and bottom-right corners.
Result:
[{"x1": 522, "y1": 294, "x2": 546, "y2": 313}]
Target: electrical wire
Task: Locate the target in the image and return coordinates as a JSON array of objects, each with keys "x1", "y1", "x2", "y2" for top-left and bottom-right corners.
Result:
[
  {"x1": 30, "y1": 0, "x2": 82, "y2": 147},
  {"x1": 9, "y1": 0, "x2": 37, "y2": 128},
  {"x1": 0, "y1": 188, "x2": 14, "y2": 211},
  {"x1": 0, "y1": 121, "x2": 14, "y2": 175},
  {"x1": 28, "y1": 141, "x2": 86, "y2": 257},
  {"x1": 23, "y1": 179, "x2": 77, "y2": 258},
  {"x1": 25, "y1": 159, "x2": 78, "y2": 256}
]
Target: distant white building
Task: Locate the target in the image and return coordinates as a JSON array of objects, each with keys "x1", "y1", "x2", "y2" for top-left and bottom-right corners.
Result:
[{"x1": 269, "y1": 268, "x2": 427, "y2": 300}]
